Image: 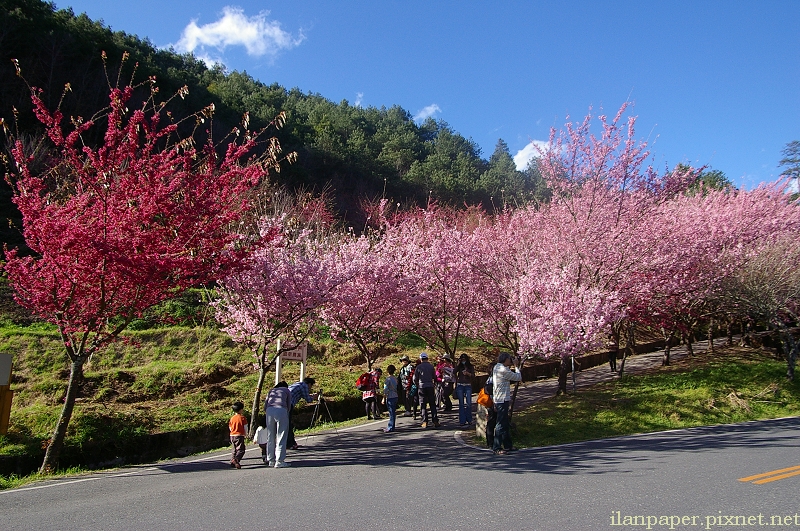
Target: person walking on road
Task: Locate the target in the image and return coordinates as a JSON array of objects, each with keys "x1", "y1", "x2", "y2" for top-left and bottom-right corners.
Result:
[
  {"x1": 228, "y1": 401, "x2": 248, "y2": 469},
  {"x1": 264, "y1": 382, "x2": 291, "y2": 468},
  {"x1": 492, "y1": 353, "x2": 522, "y2": 455},
  {"x1": 607, "y1": 336, "x2": 618, "y2": 372},
  {"x1": 414, "y1": 352, "x2": 439, "y2": 428}
]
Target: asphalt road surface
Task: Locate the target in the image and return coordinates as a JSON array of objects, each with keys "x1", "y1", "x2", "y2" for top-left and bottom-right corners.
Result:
[{"x1": 2, "y1": 414, "x2": 799, "y2": 531}]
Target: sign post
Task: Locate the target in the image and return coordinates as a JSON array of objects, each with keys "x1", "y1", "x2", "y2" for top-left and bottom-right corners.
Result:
[
  {"x1": 275, "y1": 341, "x2": 308, "y2": 385},
  {"x1": 0, "y1": 354, "x2": 13, "y2": 435}
]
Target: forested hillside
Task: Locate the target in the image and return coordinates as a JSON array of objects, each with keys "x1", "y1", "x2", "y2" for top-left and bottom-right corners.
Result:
[{"x1": 0, "y1": 0, "x2": 547, "y2": 255}]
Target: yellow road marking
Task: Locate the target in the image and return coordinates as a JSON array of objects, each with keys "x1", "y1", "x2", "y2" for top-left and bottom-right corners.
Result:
[
  {"x1": 753, "y1": 469, "x2": 800, "y2": 485},
  {"x1": 739, "y1": 465, "x2": 800, "y2": 484}
]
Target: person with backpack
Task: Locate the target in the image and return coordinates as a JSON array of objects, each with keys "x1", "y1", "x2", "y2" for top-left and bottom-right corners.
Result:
[
  {"x1": 287, "y1": 377, "x2": 317, "y2": 451},
  {"x1": 435, "y1": 354, "x2": 455, "y2": 412},
  {"x1": 492, "y1": 353, "x2": 522, "y2": 455},
  {"x1": 484, "y1": 362, "x2": 497, "y2": 448},
  {"x1": 398, "y1": 355, "x2": 417, "y2": 418},
  {"x1": 360, "y1": 368, "x2": 382, "y2": 419},
  {"x1": 413, "y1": 352, "x2": 439, "y2": 428},
  {"x1": 264, "y1": 381, "x2": 292, "y2": 468}
]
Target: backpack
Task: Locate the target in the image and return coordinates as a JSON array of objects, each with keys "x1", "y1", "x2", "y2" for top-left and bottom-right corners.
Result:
[
  {"x1": 442, "y1": 366, "x2": 455, "y2": 383},
  {"x1": 484, "y1": 375, "x2": 494, "y2": 396},
  {"x1": 356, "y1": 372, "x2": 372, "y2": 391},
  {"x1": 406, "y1": 366, "x2": 417, "y2": 395}
]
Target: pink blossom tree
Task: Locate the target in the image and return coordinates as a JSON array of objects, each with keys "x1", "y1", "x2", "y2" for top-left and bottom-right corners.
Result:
[
  {"x1": 214, "y1": 218, "x2": 337, "y2": 436},
  {"x1": 465, "y1": 213, "x2": 523, "y2": 354},
  {"x1": 498, "y1": 105, "x2": 695, "y2": 371},
  {"x1": 627, "y1": 183, "x2": 800, "y2": 365},
  {"x1": 3, "y1": 73, "x2": 285, "y2": 471},
  {"x1": 386, "y1": 207, "x2": 487, "y2": 359},
  {"x1": 718, "y1": 235, "x2": 800, "y2": 378},
  {"x1": 318, "y1": 232, "x2": 418, "y2": 369}
]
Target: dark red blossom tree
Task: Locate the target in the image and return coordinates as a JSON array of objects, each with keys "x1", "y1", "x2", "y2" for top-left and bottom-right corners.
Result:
[{"x1": 3, "y1": 72, "x2": 286, "y2": 472}]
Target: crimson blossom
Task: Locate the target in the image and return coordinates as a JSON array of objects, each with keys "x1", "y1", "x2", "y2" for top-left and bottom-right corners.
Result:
[{"x1": 4, "y1": 78, "x2": 281, "y2": 472}]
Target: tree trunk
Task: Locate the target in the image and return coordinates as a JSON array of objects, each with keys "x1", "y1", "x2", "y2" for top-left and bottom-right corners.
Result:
[
  {"x1": 40, "y1": 357, "x2": 86, "y2": 473},
  {"x1": 777, "y1": 324, "x2": 798, "y2": 381},
  {"x1": 740, "y1": 321, "x2": 751, "y2": 347},
  {"x1": 662, "y1": 328, "x2": 676, "y2": 366},
  {"x1": 707, "y1": 319, "x2": 714, "y2": 353},
  {"x1": 683, "y1": 331, "x2": 695, "y2": 357},
  {"x1": 727, "y1": 319, "x2": 733, "y2": 346},
  {"x1": 508, "y1": 355, "x2": 527, "y2": 421},
  {"x1": 248, "y1": 348, "x2": 281, "y2": 438},
  {"x1": 556, "y1": 357, "x2": 568, "y2": 395},
  {"x1": 249, "y1": 363, "x2": 268, "y2": 439}
]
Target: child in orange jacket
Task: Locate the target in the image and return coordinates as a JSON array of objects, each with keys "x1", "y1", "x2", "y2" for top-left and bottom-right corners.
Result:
[{"x1": 228, "y1": 401, "x2": 248, "y2": 469}]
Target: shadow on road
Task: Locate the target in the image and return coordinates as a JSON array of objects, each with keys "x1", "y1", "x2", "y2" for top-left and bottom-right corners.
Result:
[{"x1": 228, "y1": 415, "x2": 800, "y2": 477}]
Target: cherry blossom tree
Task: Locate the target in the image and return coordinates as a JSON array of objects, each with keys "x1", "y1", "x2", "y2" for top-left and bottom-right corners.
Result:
[
  {"x1": 466, "y1": 213, "x2": 523, "y2": 354},
  {"x1": 3, "y1": 72, "x2": 285, "y2": 472},
  {"x1": 387, "y1": 207, "x2": 487, "y2": 359},
  {"x1": 214, "y1": 218, "x2": 337, "y2": 436},
  {"x1": 499, "y1": 105, "x2": 695, "y2": 371},
  {"x1": 718, "y1": 236, "x2": 800, "y2": 379},
  {"x1": 635, "y1": 184, "x2": 800, "y2": 365},
  {"x1": 627, "y1": 182, "x2": 800, "y2": 368},
  {"x1": 318, "y1": 232, "x2": 417, "y2": 369}
]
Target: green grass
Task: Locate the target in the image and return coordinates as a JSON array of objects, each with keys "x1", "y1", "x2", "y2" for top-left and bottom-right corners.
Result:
[
  {"x1": 502, "y1": 347, "x2": 800, "y2": 449},
  {"x1": 0, "y1": 467, "x2": 88, "y2": 490}
]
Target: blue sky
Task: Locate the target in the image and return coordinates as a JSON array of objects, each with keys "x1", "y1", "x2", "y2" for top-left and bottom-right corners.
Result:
[{"x1": 57, "y1": 1, "x2": 799, "y2": 189}]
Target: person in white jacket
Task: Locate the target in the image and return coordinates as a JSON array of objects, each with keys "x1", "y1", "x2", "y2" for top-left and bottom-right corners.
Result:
[{"x1": 491, "y1": 352, "x2": 522, "y2": 455}]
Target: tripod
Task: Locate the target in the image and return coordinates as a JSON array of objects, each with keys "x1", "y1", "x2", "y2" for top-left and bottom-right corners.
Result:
[{"x1": 308, "y1": 389, "x2": 335, "y2": 429}]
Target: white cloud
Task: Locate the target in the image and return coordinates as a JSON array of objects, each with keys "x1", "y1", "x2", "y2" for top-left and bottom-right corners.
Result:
[
  {"x1": 193, "y1": 52, "x2": 226, "y2": 69},
  {"x1": 413, "y1": 104, "x2": 441, "y2": 122},
  {"x1": 175, "y1": 6, "x2": 304, "y2": 60},
  {"x1": 513, "y1": 140, "x2": 550, "y2": 170},
  {"x1": 354, "y1": 92, "x2": 364, "y2": 107}
]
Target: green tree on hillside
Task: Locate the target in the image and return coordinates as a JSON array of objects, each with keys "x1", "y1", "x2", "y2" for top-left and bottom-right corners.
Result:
[
  {"x1": 684, "y1": 165, "x2": 734, "y2": 195},
  {"x1": 1, "y1": 0, "x2": 538, "y2": 246},
  {"x1": 779, "y1": 140, "x2": 800, "y2": 200},
  {"x1": 477, "y1": 139, "x2": 528, "y2": 209},
  {"x1": 404, "y1": 119, "x2": 486, "y2": 205}
]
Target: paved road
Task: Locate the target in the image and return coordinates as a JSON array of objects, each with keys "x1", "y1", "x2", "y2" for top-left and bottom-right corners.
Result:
[
  {"x1": 3, "y1": 415, "x2": 800, "y2": 530},
  {"x1": 3, "y1": 340, "x2": 799, "y2": 530}
]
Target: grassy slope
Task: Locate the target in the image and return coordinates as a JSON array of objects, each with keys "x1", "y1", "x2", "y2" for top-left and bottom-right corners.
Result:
[
  {"x1": 0, "y1": 322, "x2": 494, "y2": 464},
  {"x1": 506, "y1": 346, "x2": 800, "y2": 448}
]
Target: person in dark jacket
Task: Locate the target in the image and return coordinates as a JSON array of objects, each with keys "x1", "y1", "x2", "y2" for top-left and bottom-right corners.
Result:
[{"x1": 413, "y1": 352, "x2": 439, "y2": 428}]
